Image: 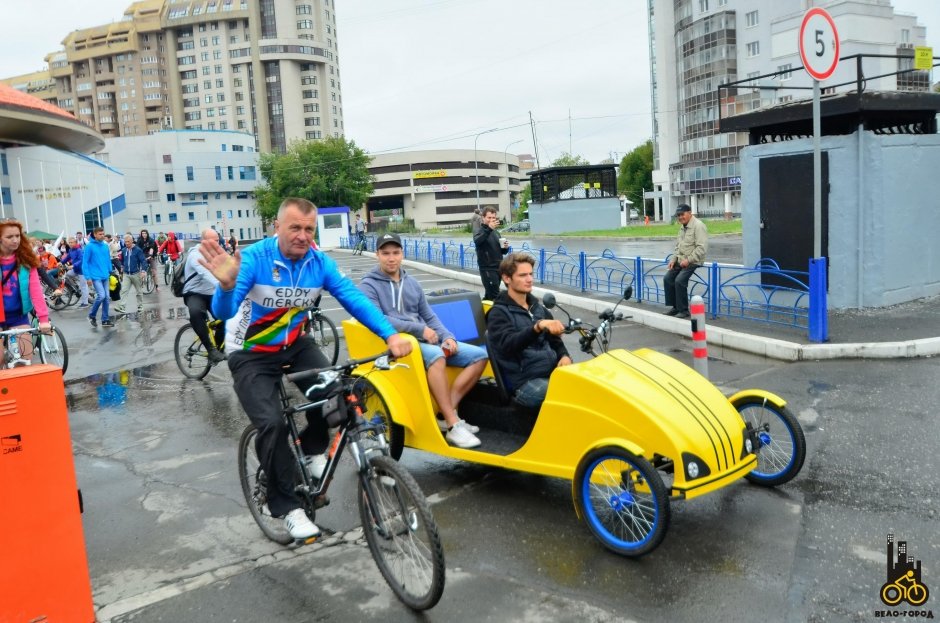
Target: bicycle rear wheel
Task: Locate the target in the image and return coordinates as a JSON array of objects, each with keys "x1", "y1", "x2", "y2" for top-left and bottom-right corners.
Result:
[
  {"x1": 307, "y1": 312, "x2": 339, "y2": 365},
  {"x1": 36, "y1": 327, "x2": 69, "y2": 374},
  {"x1": 174, "y1": 323, "x2": 212, "y2": 379},
  {"x1": 358, "y1": 455, "x2": 445, "y2": 611},
  {"x1": 238, "y1": 424, "x2": 292, "y2": 545}
]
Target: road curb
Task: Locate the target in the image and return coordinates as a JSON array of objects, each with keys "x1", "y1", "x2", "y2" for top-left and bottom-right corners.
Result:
[{"x1": 338, "y1": 249, "x2": 940, "y2": 362}]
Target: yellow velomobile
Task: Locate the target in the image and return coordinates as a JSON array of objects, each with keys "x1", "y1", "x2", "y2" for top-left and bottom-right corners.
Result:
[{"x1": 344, "y1": 288, "x2": 805, "y2": 557}]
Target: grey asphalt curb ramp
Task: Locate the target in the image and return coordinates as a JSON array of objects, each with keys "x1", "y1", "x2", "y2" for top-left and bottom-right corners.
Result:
[{"x1": 337, "y1": 249, "x2": 940, "y2": 362}]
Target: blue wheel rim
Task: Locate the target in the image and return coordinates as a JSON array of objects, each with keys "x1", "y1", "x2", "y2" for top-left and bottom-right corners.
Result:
[
  {"x1": 741, "y1": 405, "x2": 796, "y2": 481},
  {"x1": 580, "y1": 454, "x2": 658, "y2": 551}
]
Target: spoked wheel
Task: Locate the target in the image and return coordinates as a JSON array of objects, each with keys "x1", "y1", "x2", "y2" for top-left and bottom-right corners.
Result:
[
  {"x1": 358, "y1": 456, "x2": 445, "y2": 610},
  {"x1": 238, "y1": 424, "x2": 292, "y2": 545},
  {"x1": 36, "y1": 326, "x2": 69, "y2": 374},
  {"x1": 307, "y1": 313, "x2": 339, "y2": 366},
  {"x1": 573, "y1": 446, "x2": 670, "y2": 557},
  {"x1": 353, "y1": 377, "x2": 404, "y2": 460},
  {"x1": 174, "y1": 323, "x2": 212, "y2": 379},
  {"x1": 142, "y1": 272, "x2": 155, "y2": 294},
  {"x1": 737, "y1": 401, "x2": 806, "y2": 487}
]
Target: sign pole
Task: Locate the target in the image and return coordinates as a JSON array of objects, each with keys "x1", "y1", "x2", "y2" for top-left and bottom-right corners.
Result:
[{"x1": 812, "y1": 78, "x2": 821, "y2": 259}]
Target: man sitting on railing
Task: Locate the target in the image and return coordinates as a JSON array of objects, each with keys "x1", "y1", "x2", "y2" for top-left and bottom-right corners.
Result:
[{"x1": 663, "y1": 204, "x2": 708, "y2": 319}]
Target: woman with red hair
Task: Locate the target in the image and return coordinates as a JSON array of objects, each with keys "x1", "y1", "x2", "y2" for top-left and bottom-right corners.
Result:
[{"x1": 0, "y1": 219, "x2": 52, "y2": 364}]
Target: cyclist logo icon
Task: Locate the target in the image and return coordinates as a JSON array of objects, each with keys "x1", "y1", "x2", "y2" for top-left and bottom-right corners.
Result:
[{"x1": 880, "y1": 533, "x2": 930, "y2": 607}]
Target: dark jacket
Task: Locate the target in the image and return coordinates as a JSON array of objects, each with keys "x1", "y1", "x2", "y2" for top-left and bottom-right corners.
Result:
[
  {"x1": 473, "y1": 223, "x2": 508, "y2": 268},
  {"x1": 121, "y1": 245, "x2": 148, "y2": 274},
  {"x1": 486, "y1": 291, "x2": 569, "y2": 392},
  {"x1": 359, "y1": 266, "x2": 453, "y2": 342},
  {"x1": 137, "y1": 235, "x2": 158, "y2": 260}
]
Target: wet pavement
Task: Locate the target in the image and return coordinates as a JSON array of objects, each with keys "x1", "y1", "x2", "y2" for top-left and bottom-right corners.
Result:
[{"x1": 40, "y1": 250, "x2": 940, "y2": 622}]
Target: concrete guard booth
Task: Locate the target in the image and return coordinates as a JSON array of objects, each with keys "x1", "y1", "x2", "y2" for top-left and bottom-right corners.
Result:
[
  {"x1": 721, "y1": 91, "x2": 940, "y2": 309},
  {"x1": 316, "y1": 205, "x2": 350, "y2": 249},
  {"x1": 527, "y1": 165, "x2": 620, "y2": 235}
]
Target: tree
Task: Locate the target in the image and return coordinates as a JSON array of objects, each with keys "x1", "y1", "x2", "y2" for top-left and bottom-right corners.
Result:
[
  {"x1": 618, "y1": 140, "x2": 653, "y2": 213},
  {"x1": 515, "y1": 184, "x2": 531, "y2": 221},
  {"x1": 255, "y1": 136, "x2": 374, "y2": 222},
  {"x1": 551, "y1": 152, "x2": 591, "y2": 166}
]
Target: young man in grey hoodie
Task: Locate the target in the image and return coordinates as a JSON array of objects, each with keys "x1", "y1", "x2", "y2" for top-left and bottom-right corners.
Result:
[{"x1": 359, "y1": 233, "x2": 488, "y2": 449}]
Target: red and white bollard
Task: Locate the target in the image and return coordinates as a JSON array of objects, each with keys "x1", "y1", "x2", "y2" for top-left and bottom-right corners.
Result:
[{"x1": 689, "y1": 295, "x2": 708, "y2": 379}]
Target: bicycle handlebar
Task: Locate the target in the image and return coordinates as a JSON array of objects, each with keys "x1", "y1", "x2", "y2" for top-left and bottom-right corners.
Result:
[{"x1": 284, "y1": 350, "x2": 391, "y2": 384}]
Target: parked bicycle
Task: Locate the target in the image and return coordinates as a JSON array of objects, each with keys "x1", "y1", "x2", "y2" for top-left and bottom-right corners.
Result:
[
  {"x1": 0, "y1": 319, "x2": 68, "y2": 374},
  {"x1": 238, "y1": 352, "x2": 445, "y2": 610}
]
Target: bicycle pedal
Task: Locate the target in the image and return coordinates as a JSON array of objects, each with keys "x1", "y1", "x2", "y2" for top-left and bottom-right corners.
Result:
[
  {"x1": 314, "y1": 494, "x2": 330, "y2": 509},
  {"x1": 295, "y1": 535, "x2": 320, "y2": 546}
]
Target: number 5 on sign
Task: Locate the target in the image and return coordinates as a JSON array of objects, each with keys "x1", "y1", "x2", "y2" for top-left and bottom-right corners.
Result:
[{"x1": 799, "y1": 8, "x2": 840, "y2": 81}]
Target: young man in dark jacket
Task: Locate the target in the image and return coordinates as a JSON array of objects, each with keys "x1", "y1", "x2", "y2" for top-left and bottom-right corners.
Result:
[
  {"x1": 359, "y1": 233, "x2": 487, "y2": 448},
  {"x1": 486, "y1": 252, "x2": 572, "y2": 408},
  {"x1": 472, "y1": 205, "x2": 509, "y2": 300}
]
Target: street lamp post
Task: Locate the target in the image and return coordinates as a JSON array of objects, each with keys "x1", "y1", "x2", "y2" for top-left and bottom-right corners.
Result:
[
  {"x1": 474, "y1": 128, "x2": 499, "y2": 212},
  {"x1": 503, "y1": 139, "x2": 522, "y2": 222}
]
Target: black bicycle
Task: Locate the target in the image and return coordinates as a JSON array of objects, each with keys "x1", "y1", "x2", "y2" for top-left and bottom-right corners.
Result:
[{"x1": 237, "y1": 352, "x2": 445, "y2": 610}]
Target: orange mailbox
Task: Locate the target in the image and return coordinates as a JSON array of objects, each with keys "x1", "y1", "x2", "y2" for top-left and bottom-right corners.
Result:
[{"x1": 0, "y1": 364, "x2": 94, "y2": 622}]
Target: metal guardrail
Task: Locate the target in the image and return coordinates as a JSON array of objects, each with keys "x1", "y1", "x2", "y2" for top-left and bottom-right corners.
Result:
[{"x1": 340, "y1": 236, "x2": 823, "y2": 335}]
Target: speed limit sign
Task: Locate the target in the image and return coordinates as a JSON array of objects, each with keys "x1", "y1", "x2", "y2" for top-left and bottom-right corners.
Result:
[{"x1": 799, "y1": 8, "x2": 840, "y2": 80}]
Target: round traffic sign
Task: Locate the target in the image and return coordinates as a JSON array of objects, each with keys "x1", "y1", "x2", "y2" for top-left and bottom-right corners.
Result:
[{"x1": 799, "y1": 8, "x2": 840, "y2": 80}]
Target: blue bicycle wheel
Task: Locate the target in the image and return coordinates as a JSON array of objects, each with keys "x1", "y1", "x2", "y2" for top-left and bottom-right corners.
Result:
[
  {"x1": 737, "y1": 402, "x2": 806, "y2": 487},
  {"x1": 573, "y1": 447, "x2": 669, "y2": 557}
]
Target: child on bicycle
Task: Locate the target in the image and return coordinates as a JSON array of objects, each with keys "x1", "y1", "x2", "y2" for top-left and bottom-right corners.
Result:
[{"x1": 0, "y1": 219, "x2": 53, "y2": 363}]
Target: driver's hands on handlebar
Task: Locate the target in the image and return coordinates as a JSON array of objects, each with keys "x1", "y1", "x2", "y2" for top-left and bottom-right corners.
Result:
[
  {"x1": 386, "y1": 334, "x2": 412, "y2": 359},
  {"x1": 38, "y1": 321, "x2": 52, "y2": 335},
  {"x1": 534, "y1": 319, "x2": 566, "y2": 336}
]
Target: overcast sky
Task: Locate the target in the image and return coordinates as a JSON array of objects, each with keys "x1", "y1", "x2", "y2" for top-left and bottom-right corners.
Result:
[{"x1": 2, "y1": 0, "x2": 939, "y2": 164}]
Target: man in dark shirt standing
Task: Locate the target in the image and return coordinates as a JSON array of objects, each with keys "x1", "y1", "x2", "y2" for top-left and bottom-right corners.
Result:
[{"x1": 472, "y1": 205, "x2": 509, "y2": 300}]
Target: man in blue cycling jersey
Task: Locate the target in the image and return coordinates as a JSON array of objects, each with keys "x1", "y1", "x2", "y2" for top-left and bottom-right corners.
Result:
[{"x1": 199, "y1": 197, "x2": 411, "y2": 541}]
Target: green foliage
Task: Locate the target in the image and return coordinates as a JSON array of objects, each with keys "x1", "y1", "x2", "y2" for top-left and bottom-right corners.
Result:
[
  {"x1": 618, "y1": 140, "x2": 654, "y2": 212},
  {"x1": 515, "y1": 184, "x2": 532, "y2": 220},
  {"x1": 255, "y1": 137, "x2": 374, "y2": 222},
  {"x1": 551, "y1": 152, "x2": 591, "y2": 166}
]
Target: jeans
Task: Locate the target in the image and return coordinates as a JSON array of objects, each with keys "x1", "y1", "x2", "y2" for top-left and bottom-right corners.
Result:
[
  {"x1": 88, "y1": 279, "x2": 110, "y2": 320},
  {"x1": 513, "y1": 377, "x2": 549, "y2": 409},
  {"x1": 663, "y1": 264, "x2": 700, "y2": 313},
  {"x1": 417, "y1": 341, "x2": 488, "y2": 369}
]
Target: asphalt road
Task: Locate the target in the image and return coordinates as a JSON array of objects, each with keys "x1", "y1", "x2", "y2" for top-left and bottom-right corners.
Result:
[{"x1": 43, "y1": 250, "x2": 939, "y2": 623}]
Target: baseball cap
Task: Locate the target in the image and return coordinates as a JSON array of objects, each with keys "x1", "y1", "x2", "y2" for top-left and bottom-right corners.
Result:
[
  {"x1": 376, "y1": 233, "x2": 402, "y2": 249},
  {"x1": 675, "y1": 204, "x2": 692, "y2": 215}
]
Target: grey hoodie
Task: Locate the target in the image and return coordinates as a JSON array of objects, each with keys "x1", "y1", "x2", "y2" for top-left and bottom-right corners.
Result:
[{"x1": 359, "y1": 266, "x2": 453, "y2": 342}]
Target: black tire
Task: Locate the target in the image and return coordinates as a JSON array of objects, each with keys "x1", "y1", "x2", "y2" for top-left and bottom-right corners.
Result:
[
  {"x1": 174, "y1": 323, "x2": 212, "y2": 380},
  {"x1": 164, "y1": 263, "x2": 172, "y2": 285},
  {"x1": 47, "y1": 288, "x2": 68, "y2": 311},
  {"x1": 36, "y1": 326, "x2": 69, "y2": 374},
  {"x1": 61, "y1": 284, "x2": 80, "y2": 308},
  {"x1": 573, "y1": 446, "x2": 670, "y2": 557},
  {"x1": 238, "y1": 425, "x2": 292, "y2": 545},
  {"x1": 307, "y1": 312, "x2": 339, "y2": 366},
  {"x1": 358, "y1": 455, "x2": 445, "y2": 610},
  {"x1": 737, "y1": 402, "x2": 806, "y2": 487},
  {"x1": 142, "y1": 271, "x2": 155, "y2": 294},
  {"x1": 353, "y1": 377, "x2": 404, "y2": 460}
]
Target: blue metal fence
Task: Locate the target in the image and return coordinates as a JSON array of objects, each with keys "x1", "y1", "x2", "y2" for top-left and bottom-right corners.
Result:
[{"x1": 340, "y1": 236, "x2": 827, "y2": 337}]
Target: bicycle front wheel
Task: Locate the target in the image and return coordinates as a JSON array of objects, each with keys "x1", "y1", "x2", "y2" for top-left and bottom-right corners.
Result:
[
  {"x1": 164, "y1": 263, "x2": 172, "y2": 285},
  {"x1": 174, "y1": 323, "x2": 211, "y2": 379},
  {"x1": 307, "y1": 313, "x2": 339, "y2": 365},
  {"x1": 36, "y1": 327, "x2": 69, "y2": 374},
  {"x1": 238, "y1": 424, "x2": 292, "y2": 545},
  {"x1": 358, "y1": 455, "x2": 445, "y2": 611},
  {"x1": 142, "y1": 272, "x2": 155, "y2": 294}
]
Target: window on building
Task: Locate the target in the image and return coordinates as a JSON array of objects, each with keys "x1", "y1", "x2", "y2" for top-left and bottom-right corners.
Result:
[
  {"x1": 186, "y1": 165, "x2": 194, "y2": 180},
  {"x1": 215, "y1": 165, "x2": 222, "y2": 180},
  {"x1": 745, "y1": 11, "x2": 758, "y2": 27},
  {"x1": 227, "y1": 166, "x2": 234, "y2": 180},
  {"x1": 699, "y1": 0, "x2": 709, "y2": 12},
  {"x1": 227, "y1": 210, "x2": 234, "y2": 218},
  {"x1": 165, "y1": 173, "x2": 174, "y2": 182},
  {"x1": 163, "y1": 154, "x2": 172, "y2": 164},
  {"x1": 778, "y1": 64, "x2": 792, "y2": 81},
  {"x1": 169, "y1": 213, "x2": 178, "y2": 222},
  {"x1": 901, "y1": 29, "x2": 910, "y2": 43},
  {"x1": 746, "y1": 41, "x2": 760, "y2": 57},
  {"x1": 167, "y1": 193, "x2": 176, "y2": 202},
  {"x1": 143, "y1": 215, "x2": 149, "y2": 224},
  {"x1": 155, "y1": 214, "x2": 162, "y2": 223},
  {"x1": 216, "y1": 210, "x2": 223, "y2": 219},
  {"x1": 188, "y1": 212, "x2": 196, "y2": 221}
]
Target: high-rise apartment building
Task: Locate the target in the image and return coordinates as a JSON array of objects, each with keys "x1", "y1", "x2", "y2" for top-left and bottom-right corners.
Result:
[
  {"x1": 2, "y1": 0, "x2": 344, "y2": 153},
  {"x1": 647, "y1": 0, "x2": 928, "y2": 218}
]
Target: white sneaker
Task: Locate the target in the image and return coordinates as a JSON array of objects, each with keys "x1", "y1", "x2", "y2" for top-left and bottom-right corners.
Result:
[
  {"x1": 437, "y1": 415, "x2": 479, "y2": 434},
  {"x1": 446, "y1": 421, "x2": 481, "y2": 449},
  {"x1": 304, "y1": 453, "x2": 328, "y2": 480},
  {"x1": 284, "y1": 508, "x2": 320, "y2": 540}
]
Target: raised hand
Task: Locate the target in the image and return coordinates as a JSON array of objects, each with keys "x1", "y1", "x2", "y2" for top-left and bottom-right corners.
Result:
[{"x1": 198, "y1": 239, "x2": 241, "y2": 290}]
